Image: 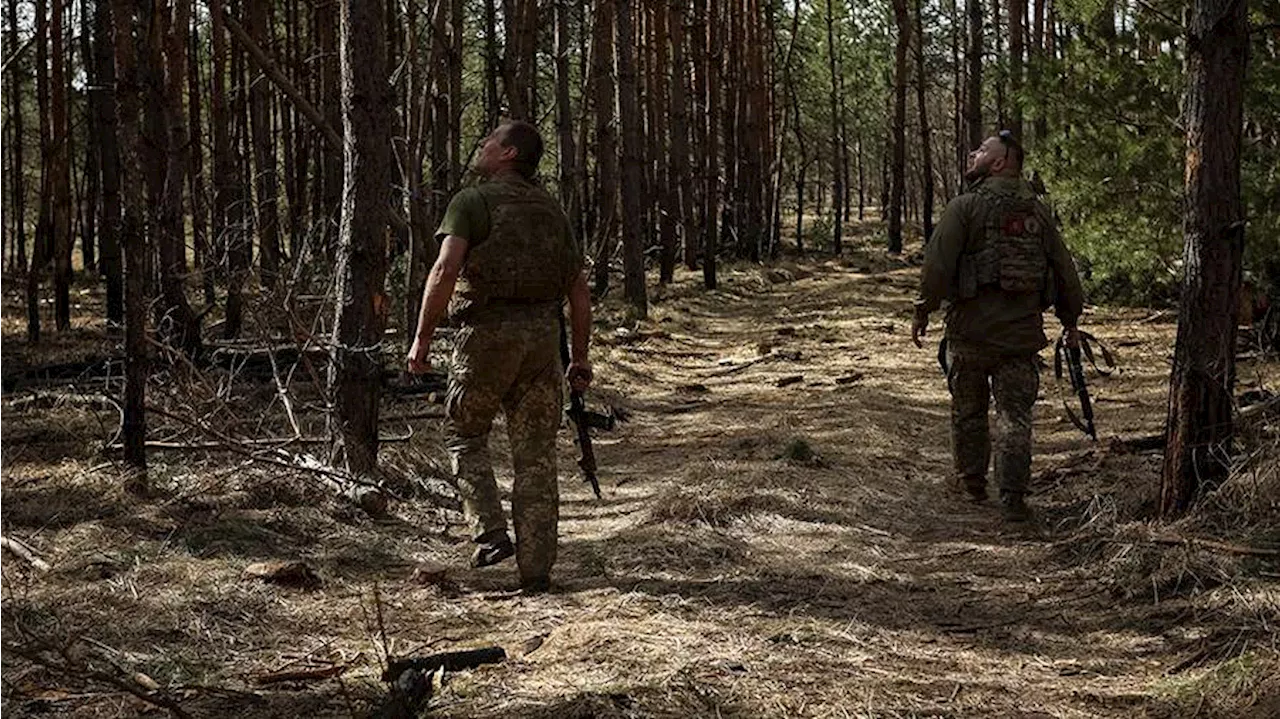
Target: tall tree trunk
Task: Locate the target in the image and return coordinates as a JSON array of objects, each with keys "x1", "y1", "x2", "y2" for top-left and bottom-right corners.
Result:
[
  {"x1": 1160, "y1": 0, "x2": 1248, "y2": 516},
  {"x1": 330, "y1": 0, "x2": 393, "y2": 475},
  {"x1": 889, "y1": 0, "x2": 909, "y2": 255},
  {"x1": 187, "y1": 8, "x2": 214, "y2": 305},
  {"x1": 320, "y1": 4, "x2": 342, "y2": 259},
  {"x1": 1009, "y1": 0, "x2": 1024, "y2": 139},
  {"x1": 157, "y1": 0, "x2": 201, "y2": 357},
  {"x1": 554, "y1": 0, "x2": 580, "y2": 248},
  {"x1": 915, "y1": 0, "x2": 935, "y2": 240},
  {"x1": 28, "y1": 0, "x2": 51, "y2": 342},
  {"x1": 51, "y1": 0, "x2": 72, "y2": 331},
  {"x1": 702, "y1": 0, "x2": 718, "y2": 289},
  {"x1": 689, "y1": 0, "x2": 708, "y2": 272},
  {"x1": 590, "y1": 0, "x2": 618, "y2": 295},
  {"x1": 449, "y1": 0, "x2": 464, "y2": 187},
  {"x1": 965, "y1": 0, "x2": 984, "y2": 151},
  {"x1": 210, "y1": 0, "x2": 246, "y2": 338},
  {"x1": 93, "y1": 0, "x2": 124, "y2": 325},
  {"x1": 112, "y1": 0, "x2": 148, "y2": 471},
  {"x1": 8, "y1": 0, "x2": 27, "y2": 273},
  {"x1": 616, "y1": 0, "x2": 647, "y2": 317},
  {"x1": 248, "y1": 0, "x2": 282, "y2": 285},
  {"x1": 654, "y1": 0, "x2": 677, "y2": 283},
  {"x1": 501, "y1": 0, "x2": 536, "y2": 119},
  {"x1": 669, "y1": 0, "x2": 694, "y2": 271},
  {"x1": 483, "y1": 0, "x2": 500, "y2": 125},
  {"x1": 80, "y1": 0, "x2": 98, "y2": 275},
  {"x1": 824, "y1": 0, "x2": 844, "y2": 254}
]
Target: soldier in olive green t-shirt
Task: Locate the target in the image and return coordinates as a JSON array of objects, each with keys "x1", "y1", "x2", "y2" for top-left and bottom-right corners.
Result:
[{"x1": 406, "y1": 121, "x2": 593, "y2": 593}]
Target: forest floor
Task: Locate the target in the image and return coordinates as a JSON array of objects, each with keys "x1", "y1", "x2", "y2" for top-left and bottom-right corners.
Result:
[{"x1": 2, "y1": 225, "x2": 1279, "y2": 718}]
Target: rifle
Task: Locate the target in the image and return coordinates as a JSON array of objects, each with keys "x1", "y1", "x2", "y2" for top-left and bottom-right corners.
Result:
[
  {"x1": 559, "y1": 313, "x2": 602, "y2": 499},
  {"x1": 1053, "y1": 330, "x2": 1115, "y2": 440}
]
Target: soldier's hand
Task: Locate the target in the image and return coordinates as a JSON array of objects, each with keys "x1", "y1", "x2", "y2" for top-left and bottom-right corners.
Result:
[
  {"x1": 567, "y1": 361, "x2": 593, "y2": 393},
  {"x1": 406, "y1": 336, "x2": 431, "y2": 375},
  {"x1": 1064, "y1": 327, "x2": 1081, "y2": 350},
  {"x1": 911, "y1": 308, "x2": 929, "y2": 349}
]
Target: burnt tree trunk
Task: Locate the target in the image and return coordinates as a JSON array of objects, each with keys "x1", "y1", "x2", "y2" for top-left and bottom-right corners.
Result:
[
  {"x1": 330, "y1": 0, "x2": 393, "y2": 475},
  {"x1": 1160, "y1": 0, "x2": 1248, "y2": 516}
]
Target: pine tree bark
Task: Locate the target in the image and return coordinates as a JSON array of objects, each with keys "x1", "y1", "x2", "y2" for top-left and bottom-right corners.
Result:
[
  {"x1": 210, "y1": 0, "x2": 247, "y2": 338},
  {"x1": 554, "y1": 0, "x2": 580, "y2": 247},
  {"x1": 1008, "y1": 0, "x2": 1024, "y2": 140},
  {"x1": 888, "y1": 0, "x2": 909, "y2": 255},
  {"x1": 92, "y1": 0, "x2": 123, "y2": 325},
  {"x1": 824, "y1": 0, "x2": 844, "y2": 254},
  {"x1": 668, "y1": 0, "x2": 694, "y2": 271},
  {"x1": 248, "y1": 0, "x2": 282, "y2": 284},
  {"x1": 112, "y1": 0, "x2": 148, "y2": 470},
  {"x1": 331, "y1": 0, "x2": 393, "y2": 475},
  {"x1": 79, "y1": 0, "x2": 98, "y2": 275},
  {"x1": 8, "y1": 0, "x2": 27, "y2": 273},
  {"x1": 483, "y1": 0, "x2": 500, "y2": 125},
  {"x1": 654, "y1": 0, "x2": 677, "y2": 283},
  {"x1": 914, "y1": 0, "x2": 935, "y2": 239},
  {"x1": 616, "y1": 0, "x2": 648, "y2": 317},
  {"x1": 187, "y1": 8, "x2": 214, "y2": 305},
  {"x1": 502, "y1": 0, "x2": 537, "y2": 119},
  {"x1": 702, "y1": 0, "x2": 718, "y2": 289},
  {"x1": 50, "y1": 0, "x2": 73, "y2": 331},
  {"x1": 156, "y1": 0, "x2": 201, "y2": 357},
  {"x1": 590, "y1": 0, "x2": 618, "y2": 295},
  {"x1": 965, "y1": 0, "x2": 984, "y2": 150},
  {"x1": 1160, "y1": 0, "x2": 1248, "y2": 517},
  {"x1": 28, "y1": 0, "x2": 51, "y2": 342},
  {"x1": 689, "y1": 0, "x2": 709, "y2": 271}
]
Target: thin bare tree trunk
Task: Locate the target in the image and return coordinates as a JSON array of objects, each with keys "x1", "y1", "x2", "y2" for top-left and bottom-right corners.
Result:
[
  {"x1": 554, "y1": 0, "x2": 580, "y2": 246},
  {"x1": 689, "y1": 0, "x2": 708, "y2": 271},
  {"x1": 248, "y1": 0, "x2": 282, "y2": 284},
  {"x1": 669, "y1": 0, "x2": 693, "y2": 271},
  {"x1": 702, "y1": 0, "x2": 718, "y2": 289},
  {"x1": 914, "y1": 0, "x2": 934, "y2": 240},
  {"x1": 616, "y1": 0, "x2": 647, "y2": 316},
  {"x1": 965, "y1": 0, "x2": 984, "y2": 151},
  {"x1": 823, "y1": 0, "x2": 844, "y2": 254},
  {"x1": 112, "y1": 0, "x2": 149, "y2": 470},
  {"x1": 79, "y1": 0, "x2": 98, "y2": 275},
  {"x1": 187, "y1": 8, "x2": 214, "y2": 306},
  {"x1": 590, "y1": 0, "x2": 618, "y2": 295},
  {"x1": 330, "y1": 0, "x2": 393, "y2": 475},
  {"x1": 1160, "y1": 0, "x2": 1248, "y2": 516},
  {"x1": 654, "y1": 0, "x2": 677, "y2": 283},
  {"x1": 156, "y1": 0, "x2": 201, "y2": 357},
  {"x1": 51, "y1": 0, "x2": 72, "y2": 330},
  {"x1": 8, "y1": 0, "x2": 27, "y2": 273},
  {"x1": 483, "y1": 0, "x2": 499, "y2": 125}
]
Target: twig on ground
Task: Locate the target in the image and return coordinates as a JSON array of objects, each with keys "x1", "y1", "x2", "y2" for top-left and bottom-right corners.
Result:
[{"x1": 1, "y1": 535, "x2": 51, "y2": 572}]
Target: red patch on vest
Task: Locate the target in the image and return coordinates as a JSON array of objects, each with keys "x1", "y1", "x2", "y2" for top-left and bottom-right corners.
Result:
[{"x1": 1002, "y1": 213, "x2": 1029, "y2": 236}]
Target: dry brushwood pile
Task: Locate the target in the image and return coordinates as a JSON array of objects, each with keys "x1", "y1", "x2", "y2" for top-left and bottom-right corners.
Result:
[{"x1": 3, "y1": 234, "x2": 1279, "y2": 718}]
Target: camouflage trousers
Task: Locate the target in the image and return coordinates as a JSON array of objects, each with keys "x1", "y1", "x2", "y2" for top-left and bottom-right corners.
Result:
[
  {"x1": 444, "y1": 304, "x2": 563, "y2": 583},
  {"x1": 947, "y1": 341, "x2": 1040, "y2": 495}
]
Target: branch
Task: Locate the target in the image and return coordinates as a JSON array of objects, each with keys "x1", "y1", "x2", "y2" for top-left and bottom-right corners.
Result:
[
  {"x1": 220, "y1": 9, "x2": 343, "y2": 152},
  {"x1": 1, "y1": 535, "x2": 52, "y2": 572},
  {"x1": 1, "y1": 36, "x2": 34, "y2": 75}
]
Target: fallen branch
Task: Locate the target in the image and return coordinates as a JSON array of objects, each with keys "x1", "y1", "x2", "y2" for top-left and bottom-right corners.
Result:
[
  {"x1": 253, "y1": 664, "x2": 346, "y2": 685},
  {"x1": 381, "y1": 647, "x2": 506, "y2": 682},
  {"x1": 1, "y1": 535, "x2": 51, "y2": 572}
]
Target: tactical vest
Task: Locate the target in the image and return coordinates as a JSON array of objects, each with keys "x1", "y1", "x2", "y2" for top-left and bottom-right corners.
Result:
[
  {"x1": 957, "y1": 182, "x2": 1053, "y2": 305},
  {"x1": 453, "y1": 176, "x2": 578, "y2": 317}
]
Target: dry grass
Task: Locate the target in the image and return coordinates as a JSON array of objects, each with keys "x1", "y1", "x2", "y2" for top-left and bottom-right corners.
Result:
[{"x1": 4, "y1": 229, "x2": 1279, "y2": 717}]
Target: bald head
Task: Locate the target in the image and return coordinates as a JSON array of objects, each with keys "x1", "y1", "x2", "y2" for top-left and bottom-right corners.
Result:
[{"x1": 965, "y1": 132, "x2": 1024, "y2": 182}]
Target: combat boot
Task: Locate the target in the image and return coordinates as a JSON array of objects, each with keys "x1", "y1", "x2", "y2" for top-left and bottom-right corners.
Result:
[
  {"x1": 999, "y1": 492, "x2": 1034, "y2": 523},
  {"x1": 470, "y1": 529, "x2": 515, "y2": 568},
  {"x1": 951, "y1": 473, "x2": 989, "y2": 502}
]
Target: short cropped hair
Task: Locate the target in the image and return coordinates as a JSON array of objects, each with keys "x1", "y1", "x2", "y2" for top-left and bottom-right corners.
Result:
[
  {"x1": 997, "y1": 129, "x2": 1025, "y2": 170},
  {"x1": 499, "y1": 121, "x2": 544, "y2": 179}
]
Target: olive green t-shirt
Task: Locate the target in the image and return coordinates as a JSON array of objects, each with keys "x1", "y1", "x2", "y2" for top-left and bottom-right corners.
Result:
[{"x1": 434, "y1": 187, "x2": 492, "y2": 247}]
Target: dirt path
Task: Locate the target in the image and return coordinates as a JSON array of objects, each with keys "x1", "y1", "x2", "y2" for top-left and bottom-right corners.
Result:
[{"x1": 3, "y1": 243, "x2": 1276, "y2": 718}]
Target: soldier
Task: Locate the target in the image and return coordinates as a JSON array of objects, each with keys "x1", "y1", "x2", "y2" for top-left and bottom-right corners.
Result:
[
  {"x1": 406, "y1": 121, "x2": 593, "y2": 592},
  {"x1": 911, "y1": 131, "x2": 1085, "y2": 522}
]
